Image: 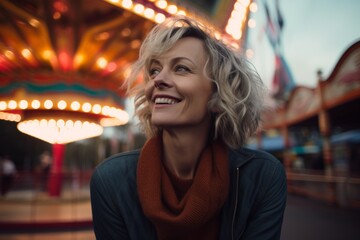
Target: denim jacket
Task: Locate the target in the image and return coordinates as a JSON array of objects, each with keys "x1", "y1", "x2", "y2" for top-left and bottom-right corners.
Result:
[{"x1": 90, "y1": 147, "x2": 287, "y2": 240}]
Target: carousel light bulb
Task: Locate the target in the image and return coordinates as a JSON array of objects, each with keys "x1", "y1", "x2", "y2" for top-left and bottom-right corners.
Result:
[
  {"x1": 19, "y1": 100, "x2": 28, "y2": 109},
  {"x1": 31, "y1": 100, "x2": 41, "y2": 109},
  {"x1": 144, "y1": 8, "x2": 155, "y2": 19},
  {"x1": 57, "y1": 119, "x2": 65, "y2": 128},
  {"x1": 44, "y1": 100, "x2": 53, "y2": 109},
  {"x1": 166, "y1": 5, "x2": 177, "y2": 14},
  {"x1": 71, "y1": 101, "x2": 80, "y2": 111},
  {"x1": 134, "y1": 4, "x2": 144, "y2": 14},
  {"x1": 122, "y1": 0, "x2": 133, "y2": 9},
  {"x1": 58, "y1": 100, "x2": 67, "y2": 109},
  {"x1": 0, "y1": 101, "x2": 7, "y2": 110},
  {"x1": 82, "y1": 102, "x2": 92, "y2": 112},
  {"x1": 8, "y1": 100, "x2": 17, "y2": 109},
  {"x1": 155, "y1": 0, "x2": 167, "y2": 9},
  {"x1": 17, "y1": 117, "x2": 103, "y2": 144},
  {"x1": 155, "y1": 13, "x2": 166, "y2": 23},
  {"x1": 92, "y1": 104, "x2": 102, "y2": 114}
]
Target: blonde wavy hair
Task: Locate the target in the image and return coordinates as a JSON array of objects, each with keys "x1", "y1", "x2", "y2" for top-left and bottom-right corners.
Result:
[{"x1": 126, "y1": 16, "x2": 266, "y2": 149}]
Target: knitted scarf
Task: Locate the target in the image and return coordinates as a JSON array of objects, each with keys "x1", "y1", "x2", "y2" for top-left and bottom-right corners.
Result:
[{"x1": 137, "y1": 135, "x2": 229, "y2": 240}]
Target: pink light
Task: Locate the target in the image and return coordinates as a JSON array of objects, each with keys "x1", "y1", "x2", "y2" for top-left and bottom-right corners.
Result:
[
  {"x1": 106, "y1": 62, "x2": 117, "y2": 72},
  {"x1": 58, "y1": 51, "x2": 72, "y2": 71},
  {"x1": 54, "y1": 0, "x2": 68, "y2": 13},
  {"x1": 0, "y1": 55, "x2": 12, "y2": 71}
]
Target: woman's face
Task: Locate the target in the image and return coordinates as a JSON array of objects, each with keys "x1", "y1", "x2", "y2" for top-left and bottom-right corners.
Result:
[{"x1": 145, "y1": 37, "x2": 213, "y2": 130}]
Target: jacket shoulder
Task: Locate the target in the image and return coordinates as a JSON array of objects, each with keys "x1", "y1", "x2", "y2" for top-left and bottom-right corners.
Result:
[
  {"x1": 229, "y1": 147, "x2": 286, "y2": 193},
  {"x1": 94, "y1": 149, "x2": 140, "y2": 179},
  {"x1": 229, "y1": 147, "x2": 282, "y2": 168}
]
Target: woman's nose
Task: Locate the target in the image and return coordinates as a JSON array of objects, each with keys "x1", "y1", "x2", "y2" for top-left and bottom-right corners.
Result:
[
  {"x1": 153, "y1": 70, "x2": 172, "y2": 89},
  {"x1": 154, "y1": 81, "x2": 170, "y2": 89}
]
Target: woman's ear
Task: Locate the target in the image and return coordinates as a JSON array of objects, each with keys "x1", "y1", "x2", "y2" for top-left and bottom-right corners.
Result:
[
  {"x1": 210, "y1": 106, "x2": 221, "y2": 113},
  {"x1": 208, "y1": 95, "x2": 221, "y2": 113}
]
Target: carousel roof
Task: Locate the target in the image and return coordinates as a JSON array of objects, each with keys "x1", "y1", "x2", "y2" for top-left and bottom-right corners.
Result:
[
  {"x1": 0, "y1": 0, "x2": 252, "y2": 143},
  {"x1": 0, "y1": 0, "x2": 154, "y2": 100}
]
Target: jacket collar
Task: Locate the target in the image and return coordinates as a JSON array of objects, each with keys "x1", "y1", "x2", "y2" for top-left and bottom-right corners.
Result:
[{"x1": 228, "y1": 147, "x2": 256, "y2": 170}]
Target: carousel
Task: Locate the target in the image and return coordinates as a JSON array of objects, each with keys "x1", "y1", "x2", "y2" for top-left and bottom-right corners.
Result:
[
  {"x1": 0, "y1": 0, "x2": 254, "y2": 208},
  {"x1": 0, "y1": 0, "x2": 255, "y2": 235}
]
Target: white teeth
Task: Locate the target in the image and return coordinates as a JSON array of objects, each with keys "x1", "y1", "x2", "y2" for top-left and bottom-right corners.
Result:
[{"x1": 154, "y1": 97, "x2": 178, "y2": 104}]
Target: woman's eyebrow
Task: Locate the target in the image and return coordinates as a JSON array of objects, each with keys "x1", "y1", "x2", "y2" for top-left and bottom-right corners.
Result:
[
  {"x1": 149, "y1": 59, "x2": 161, "y2": 66},
  {"x1": 150, "y1": 56, "x2": 196, "y2": 67},
  {"x1": 170, "y1": 57, "x2": 195, "y2": 65}
]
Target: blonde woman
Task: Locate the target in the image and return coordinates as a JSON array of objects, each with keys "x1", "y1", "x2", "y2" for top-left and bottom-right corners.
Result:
[{"x1": 91, "y1": 16, "x2": 287, "y2": 240}]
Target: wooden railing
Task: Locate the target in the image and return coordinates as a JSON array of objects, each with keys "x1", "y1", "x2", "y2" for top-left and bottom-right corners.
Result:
[{"x1": 286, "y1": 170, "x2": 360, "y2": 208}]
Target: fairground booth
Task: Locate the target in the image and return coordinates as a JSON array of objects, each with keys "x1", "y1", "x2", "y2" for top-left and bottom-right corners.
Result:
[{"x1": 254, "y1": 40, "x2": 360, "y2": 208}]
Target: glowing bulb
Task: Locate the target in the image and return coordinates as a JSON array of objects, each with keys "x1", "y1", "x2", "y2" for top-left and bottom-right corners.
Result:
[
  {"x1": 176, "y1": 10, "x2": 186, "y2": 16},
  {"x1": 21, "y1": 49, "x2": 32, "y2": 59},
  {"x1": 92, "y1": 104, "x2": 102, "y2": 114},
  {"x1": 8, "y1": 100, "x2": 17, "y2": 109},
  {"x1": 66, "y1": 120, "x2": 74, "y2": 128},
  {"x1": 155, "y1": 0, "x2": 167, "y2": 9},
  {"x1": 4, "y1": 50, "x2": 15, "y2": 60},
  {"x1": 71, "y1": 101, "x2": 80, "y2": 111},
  {"x1": 31, "y1": 100, "x2": 41, "y2": 109},
  {"x1": 122, "y1": 0, "x2": 132, "y2": 9},
  {"x1": 29, "y1": 18, "x2": 40, "y2": 27},
  {"x1": 144, "y1": 8, "x2": 155, "y2": 19},
  {"x1": 74, "y1": 120, "x2": 82, "y2": 129},
  {"x1": 83, "y1": 121, "x2": 90, "y2": 128},
  {"x1": 82, "y1": 102, "x2": 92, "y2": 112},
  {"x1": 102, "y1": 106, "x2": 110, "y2": 115},
  {"x1": 155, "y1": 13, "x2": 166, "y2": 23},
  {"x1": 167, "y1": 5, "x2": 177, "y2": 14},
  {"x1": 134, "y1": 4, "x2": 144, "y2": 14},
  {"x1": 74, "y1": 54, "x2": 84, "y2": 66},
  {"x1": 19, "y1": 100, "x2": 28, "y2": 109},
  {"x1": 40, "y1": 119, "x2": 47, "y2": 127},
  {"x1": 57, "y1": 119, "x2": 65, "y2": 128},
  {"x1": 0, "y1": 101, "x2": 7, "y2": 110},
  {"x1": 249, "y1": 2, "x2": 258, "y2": 12},
  {"x1": 0, "y1": 112, "x2": 21, "y2": 122},
  {"x1": 44, "y1": 100, "x2": 53, "y2": 109},
  {"x1": 42, "y1": 50, "x2": 53, "y2": 60},
  {"x1": 248, "y1": 19, "x2": 256, "y2": 28},
  {"x1": 58, "y1": 100, "x2": 67, "y2": 109},
  {"x1": 96, "y1": 57, "x2": 108, "y2": 69},
  {"x1": 49, "y1": 119, "x2": 56, "y2": 128}
]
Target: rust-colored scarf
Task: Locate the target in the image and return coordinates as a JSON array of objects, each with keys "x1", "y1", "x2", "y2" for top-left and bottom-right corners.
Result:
[{"x1": 137, "y1": 135, "x2": 229, "y2": 240}]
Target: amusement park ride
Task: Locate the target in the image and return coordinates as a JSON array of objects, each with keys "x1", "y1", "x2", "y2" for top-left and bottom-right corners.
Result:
[{"x1": 0, "y1": 0, "x2": 254, "y2": 196}]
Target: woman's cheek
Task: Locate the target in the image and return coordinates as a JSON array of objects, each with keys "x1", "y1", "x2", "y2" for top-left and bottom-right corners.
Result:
[{"x1": 144, "y1": 82, "x2": 153, "y2": 101}]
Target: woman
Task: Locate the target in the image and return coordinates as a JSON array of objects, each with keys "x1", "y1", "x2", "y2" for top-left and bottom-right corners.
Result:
[{"x1": 90, "y1": 16, "x2": 287, "y2": 240}]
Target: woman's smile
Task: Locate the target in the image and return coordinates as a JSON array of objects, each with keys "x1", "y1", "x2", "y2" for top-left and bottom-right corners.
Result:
[{"x1": 153, "y1": 95, "x2": 182, "y2": 105}]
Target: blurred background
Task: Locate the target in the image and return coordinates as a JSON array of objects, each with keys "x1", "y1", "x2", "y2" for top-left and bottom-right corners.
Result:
[{"x1": 0, "y1": 0, "x2": 359, "y2": 239}]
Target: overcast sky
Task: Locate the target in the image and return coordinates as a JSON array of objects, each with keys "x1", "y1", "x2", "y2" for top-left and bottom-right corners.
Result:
[{"x1": 247, "y1": 0, "x2": 360, "y2": 88}]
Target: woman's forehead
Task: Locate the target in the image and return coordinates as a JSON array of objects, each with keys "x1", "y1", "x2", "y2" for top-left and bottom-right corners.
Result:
[{"x1": 149, "y1": 37, "x2": 207, "y2": 64}]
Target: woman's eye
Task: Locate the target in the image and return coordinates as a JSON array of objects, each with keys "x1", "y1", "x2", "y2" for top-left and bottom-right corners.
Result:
[
  {"x1": 175, "y1": 65, "x2": 190, "y2": 73},
  {"x1": 149, "y1": 68, "x2": 160, "y2": 78}
]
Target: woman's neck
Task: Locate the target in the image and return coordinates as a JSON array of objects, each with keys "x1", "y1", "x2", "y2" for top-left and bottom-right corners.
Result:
[{"x1": 162, "y1": 126, "x2": 210, "y2": 180}]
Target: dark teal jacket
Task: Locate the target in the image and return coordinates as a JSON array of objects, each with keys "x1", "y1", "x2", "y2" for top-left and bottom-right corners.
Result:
[{"x1": 90, "y1": 147, "x2": 287, "y2": 240}]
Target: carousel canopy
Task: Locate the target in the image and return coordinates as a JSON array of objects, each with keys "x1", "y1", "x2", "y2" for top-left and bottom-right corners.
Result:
[{"x1": 0, "y1": 0, "x2": 252, "y2": 143}]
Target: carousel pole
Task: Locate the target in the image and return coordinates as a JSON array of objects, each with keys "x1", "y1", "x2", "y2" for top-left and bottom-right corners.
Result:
[{"x1": 48, "y1": 144, "x2": 65, "y2": 197}]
